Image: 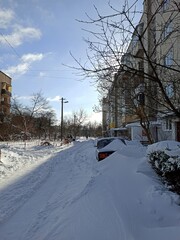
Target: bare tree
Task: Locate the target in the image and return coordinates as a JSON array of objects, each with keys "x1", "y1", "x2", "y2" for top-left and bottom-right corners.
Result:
[
  {"x1": 63, "y1": 109, "x2": 88, "y2": 138},
  {"x1": 35, "y1": 111, "x2": 56, "y2": 140},
  {"x1": 72, "y1": 109, "x2": 88, "y2": 138},
  {"x1": 82, "y1": 121, "x2": 102, "y2": 137},
  {"x1": 68, "y1": 0, "x2": 180, "y2": 142},
  {"x1": 10, "y1": 92, "x2": 54, "y2": 141}
]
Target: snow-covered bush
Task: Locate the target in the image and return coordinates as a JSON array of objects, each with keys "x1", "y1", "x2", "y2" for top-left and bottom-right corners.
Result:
[
  {"x1": 147, "y1": 141, "x2": 180, "y2": 194},
  {"x1": 148, "y1": 150, "x2": 180, "y2": 174}
]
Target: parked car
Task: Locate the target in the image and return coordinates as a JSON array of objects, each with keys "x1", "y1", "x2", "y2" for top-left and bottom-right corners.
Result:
[{"x1": 96, "y1": 137, "x2": 126, "y2": 161}]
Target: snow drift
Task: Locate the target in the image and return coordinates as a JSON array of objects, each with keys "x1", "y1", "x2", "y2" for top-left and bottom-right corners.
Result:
[{"x1": 0, "y1": 140, "x2": 180, "y2": 240}]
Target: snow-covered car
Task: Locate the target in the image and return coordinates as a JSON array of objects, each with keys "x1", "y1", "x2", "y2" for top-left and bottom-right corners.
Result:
[{"x1": 96, "y1": 137, "x2": 126, "y2": 161}]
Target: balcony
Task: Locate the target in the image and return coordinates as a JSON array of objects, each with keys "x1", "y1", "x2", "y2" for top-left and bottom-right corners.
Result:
[
  {"x1": 121, "y1": 53, "x2": 134, "y2": 68},
  {"x1": 1, "y1": 89, "x2": 12, "y2": 97},
  {"x1": 1, "y1": 101, "x2": 11, "y2": 107},
  {"x1": 131, "y1": 22, "x2": 144, "y2": 57},
  {"x1": 132, "y1": 41, "x2": 144, "y2": 57}
]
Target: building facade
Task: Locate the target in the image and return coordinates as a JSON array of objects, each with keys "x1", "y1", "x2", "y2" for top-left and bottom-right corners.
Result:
[
  {"x1": 0, "y1": 71, "x2": 12, "y2": 122},
  {"x1": 102, "y1": 0, "x2": 180, "y2": 142}
]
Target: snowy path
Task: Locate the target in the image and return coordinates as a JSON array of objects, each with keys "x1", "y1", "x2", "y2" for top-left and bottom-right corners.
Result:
[
  {"x1": 0, "y1": 140, "x2": 180, "y2": 240},
  {"x1": 0, "y1": 141, "x2": 100, "y2": 240}
]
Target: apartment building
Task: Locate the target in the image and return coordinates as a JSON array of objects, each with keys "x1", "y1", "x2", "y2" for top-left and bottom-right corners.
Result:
[
  {"x1": 102, "y1": 0, "x2": 180, "y2": 142},
  {"x1": 0, "y1": 71, "x2": 12, "y2": 122},
  {"x1": 153, "y1": 0, "x2": 180, "y2": 141},
  {"x1": 141, "y1": 0, "x2": 180, "y2": 141}
]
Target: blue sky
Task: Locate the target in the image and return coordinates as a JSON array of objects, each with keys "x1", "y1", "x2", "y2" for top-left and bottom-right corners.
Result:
[{"x1": 0, "y1": 0, "x2": 141, "y2": 123}]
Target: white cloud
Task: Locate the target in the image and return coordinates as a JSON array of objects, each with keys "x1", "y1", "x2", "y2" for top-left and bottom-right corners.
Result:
[
  {"x1": 14, "y1": 95, "x2": 32, "y2": 100},
  {"x1": 4, "y1": 53, "x2": 45, "y2": 76},
  {"x1": 39, "y1": 72, "x2": 46, "y2": 77},
  {"x1": 0, "y1": 25, "x2": 41, "y2": 47},
  {"x1": 47, "y1": 96, "x2": 61, "y2": 102},
  {"x1": 0, "y1": 8, "x2": 14, "y2": 28},
  {"x1": 21, "y1": 53, "x2": 44, "y2": 63},
  {"x1": 0, "y1": 7, "x2": 41, "y2": 47},
  {"x1": 5, "y1": 62, "x2": 29, "y2": 75}
]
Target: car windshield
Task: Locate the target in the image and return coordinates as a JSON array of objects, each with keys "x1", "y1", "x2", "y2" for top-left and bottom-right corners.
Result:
[
  {"x1": 97, "y1": 137, "x2": 126, "y2": 149},
  {"x1": 97, "y1": 138, "x2": 114, "y2": 149}
]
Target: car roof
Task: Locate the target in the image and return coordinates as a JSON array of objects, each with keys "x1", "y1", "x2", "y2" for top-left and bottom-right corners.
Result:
[
  {"x1": 96, "y1": 137, "x2": 126, "y2": 149},
  {"x1": 97, "y1": 137, "x2": 125, "y2": 141}
]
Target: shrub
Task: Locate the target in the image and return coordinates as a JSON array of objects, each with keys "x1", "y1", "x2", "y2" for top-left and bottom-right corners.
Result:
[{"x1": 148, "y1": 150, "x2": 180, "y2": 194}]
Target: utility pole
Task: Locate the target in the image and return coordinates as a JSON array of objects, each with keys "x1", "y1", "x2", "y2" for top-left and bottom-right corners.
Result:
[
  {"x1": 60, "y1": 97, "x2": 68, "y2": 142},
  {"x1": 73, "y1": 114, "x2": 76, "y2": 139}
]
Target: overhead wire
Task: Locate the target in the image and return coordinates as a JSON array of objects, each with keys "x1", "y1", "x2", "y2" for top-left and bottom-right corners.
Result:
[
  {"x1": 0, "y1": 32, "x2": 21, "y2": 59},
  {"x1": 0, "y1": 31, "x2": 76, "y2": 79}
]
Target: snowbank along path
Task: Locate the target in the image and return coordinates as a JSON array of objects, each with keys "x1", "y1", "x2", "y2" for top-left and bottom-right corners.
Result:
[
  {"x1": 0, "y1": 139, "x2": 180, "y2": 240},
  {"x1": 0, "y1": 140, "x2": 99, "y2": 240}
]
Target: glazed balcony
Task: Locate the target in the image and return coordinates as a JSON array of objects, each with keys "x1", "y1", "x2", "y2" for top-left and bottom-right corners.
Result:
[{"x1": 1, "y1": 89, "x2": 12, "y2": 97}]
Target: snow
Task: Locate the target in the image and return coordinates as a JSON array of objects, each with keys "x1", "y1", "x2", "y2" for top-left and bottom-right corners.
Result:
[
  {"x1": 147, "y1": 140, "x2": 180, "y2": 157},
  {"x1": 147, "y1": 140, "x2": 180, "y2": 152},
  {"x1": 98, "y1": 138, "x2": 125, "y2": 151},
  {"x1": 0, "y1": 139, "x2": 180, "y2": 240}
]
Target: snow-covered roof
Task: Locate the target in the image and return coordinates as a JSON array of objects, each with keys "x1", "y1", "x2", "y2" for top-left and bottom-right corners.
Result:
[
  {"x1": 126, "y1": 122, "x2": 141, "y2": 127},
  {"x1": 110, "y1": 127, "x2": 127, "y2": 131},
  {"x1": 126, "y1": 121, "x2": 161, "y2": 128}
]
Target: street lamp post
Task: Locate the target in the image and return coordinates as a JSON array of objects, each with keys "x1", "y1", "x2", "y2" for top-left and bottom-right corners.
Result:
[{"x1": 60, "y1": 97, "x2": 68, "y2": 142}]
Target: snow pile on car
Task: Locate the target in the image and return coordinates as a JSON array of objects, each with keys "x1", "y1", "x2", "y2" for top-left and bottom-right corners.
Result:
[{"x1": 99, "y1": 138, "x2": 125, "y2": 152}]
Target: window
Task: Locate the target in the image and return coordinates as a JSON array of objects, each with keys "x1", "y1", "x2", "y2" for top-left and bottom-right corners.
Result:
[
  {"x1": 138, "y1": 61, "x2": 144, "y2": 71},
  {"x1": 2, "y1": 82, "x2": 7, "y2": 89},
  {"x1": 165, "y1": 84, "x2": 174, "y2": 98},
  {"x1": 162, "y1": 0, "x2": 170, "y2": 12},
  {"x1": 163, "y1": 20, "x2": 173, "y2": 39},
  {"x1": 132, "y1": 34, "x2": 139, "y2": 48},
  {"x1": 131, "y1": 23, "x2": 144, "y2": 48},
  {"x1": 137, "y1": 23, "x2": 144, "y2": 36},
  {"x1": 137, "y1": 92, "x2": 145, "y2": 105},
  {"x1": 165, "y1": 119, "x2": 172, "y2": 130},
  {"x1": 164, "y1": 48, "x2": 174, "y2": 66}
]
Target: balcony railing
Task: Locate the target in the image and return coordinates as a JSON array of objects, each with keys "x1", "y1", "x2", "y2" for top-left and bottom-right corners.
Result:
[{"x1": 1, "y1": 89, "x2": 12, "y2": 96}]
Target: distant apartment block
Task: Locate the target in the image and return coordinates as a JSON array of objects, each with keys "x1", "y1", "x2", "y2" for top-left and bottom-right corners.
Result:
[{"x1": 0, "y1": 71, "x2": 12, "y2": 118}]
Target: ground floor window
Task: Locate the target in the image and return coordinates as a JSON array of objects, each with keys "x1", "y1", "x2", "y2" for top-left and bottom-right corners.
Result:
[{"x1": 165, "y1": 118, "x2": 172, "y2": 130}]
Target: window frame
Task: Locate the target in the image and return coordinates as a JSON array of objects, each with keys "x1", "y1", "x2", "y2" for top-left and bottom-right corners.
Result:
[
  {"x1": 166, "y1": 118, "x2": 172, "y2": 131},
  {"x1": 162, "y1": 0, "x2": 170, "y2": 12},
  {"x1": 163, "y1": 20, "x2": 173, "y2": 39},
  {"x1": 165, "y1": 84, "x2": 174, "y2": 98},
  {"x1": 164, "y1": 48, "x2": 174, "y2": 66}
]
